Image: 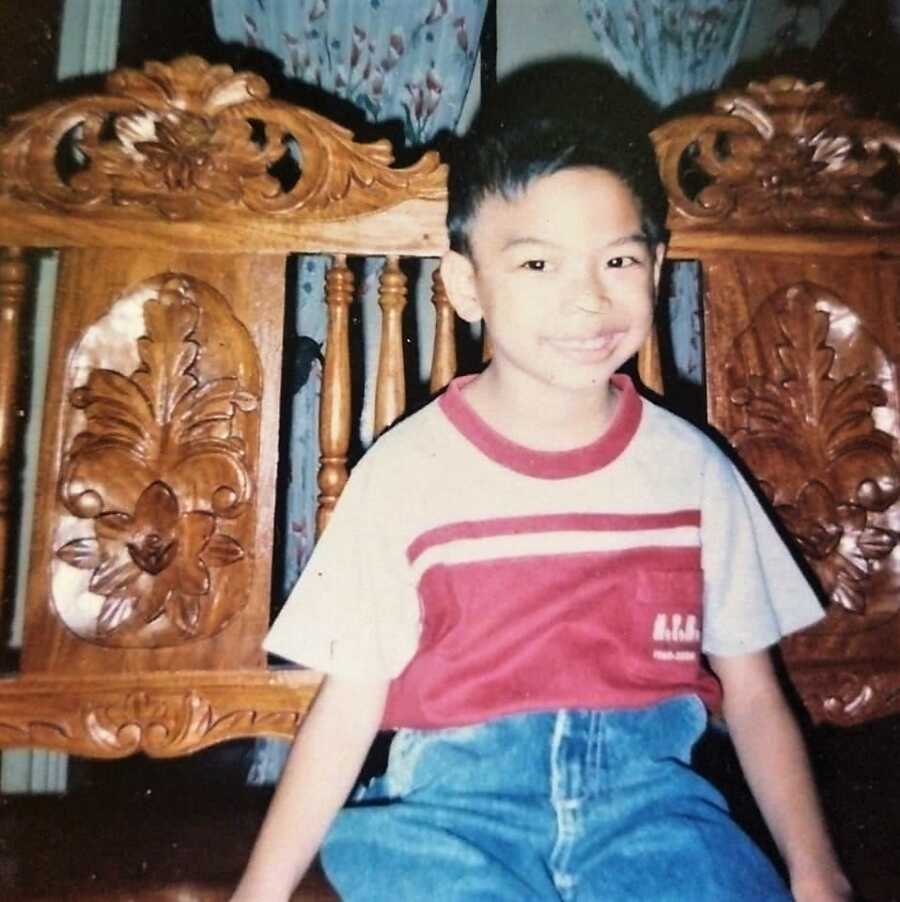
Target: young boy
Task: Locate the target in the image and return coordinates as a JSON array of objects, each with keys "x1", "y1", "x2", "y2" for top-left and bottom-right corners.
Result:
[{"x1": 232, "y1": 112, "x2": 852, "y2": 900}]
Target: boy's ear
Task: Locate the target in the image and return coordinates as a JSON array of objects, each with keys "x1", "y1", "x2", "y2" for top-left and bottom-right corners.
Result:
[
  {"x1": 440, "y1": 251, "x2": 483, "y2": 323},
  {"x1": 652, "y1": 243, "x2": 666, "y2": 294}
]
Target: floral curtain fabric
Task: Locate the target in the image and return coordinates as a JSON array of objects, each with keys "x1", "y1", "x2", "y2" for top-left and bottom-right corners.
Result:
[
  {"x1": 578, "y1": 0, "x2": 754, "y2": 107},
  {"x1": 213, "y1": 0, "x2": 484, "y2": 145}
]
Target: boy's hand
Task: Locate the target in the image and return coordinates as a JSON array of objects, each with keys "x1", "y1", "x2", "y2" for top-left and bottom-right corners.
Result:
[
  {"x1": 791, "y1": 868, "x2": 854, "y2": 902},
  {"x1": 230, "y1": 884, "x2": 290, "y2": 902}
]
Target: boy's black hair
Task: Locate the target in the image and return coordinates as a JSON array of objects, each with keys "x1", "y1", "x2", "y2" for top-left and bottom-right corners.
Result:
[{"x1": 446, "y1": 61, "x2": 668, "y2": 258}]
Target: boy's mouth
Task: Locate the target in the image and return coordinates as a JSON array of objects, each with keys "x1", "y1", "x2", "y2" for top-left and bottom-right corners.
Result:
[{"x1": 545, "y1": 331, "x2": 625, "y2": 354}]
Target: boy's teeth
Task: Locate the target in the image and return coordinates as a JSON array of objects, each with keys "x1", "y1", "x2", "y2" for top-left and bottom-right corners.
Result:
[{"x1": 555, "y1": 336, "x2": 611, "y2": 349}]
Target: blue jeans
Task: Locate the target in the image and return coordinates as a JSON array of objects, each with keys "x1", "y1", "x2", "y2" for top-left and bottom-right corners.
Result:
[{"x1": 321, "y1": 696, "x2": 790, "y2": 900}]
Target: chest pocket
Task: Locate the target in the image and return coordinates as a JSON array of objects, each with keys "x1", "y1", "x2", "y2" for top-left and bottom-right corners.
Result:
[{"x1": 625, "y1": 569, "x2": 704, "y2": 684}]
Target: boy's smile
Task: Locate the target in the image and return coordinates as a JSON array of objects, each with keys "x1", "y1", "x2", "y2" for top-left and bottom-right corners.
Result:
[{"x1": 442, "y1": 167, "x2": 663, "y2": 423}]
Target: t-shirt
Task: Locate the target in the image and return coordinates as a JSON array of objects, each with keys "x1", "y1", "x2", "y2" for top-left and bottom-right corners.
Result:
[{"x1": 265, "y1": 375, "x2": 824, "y2": 729}]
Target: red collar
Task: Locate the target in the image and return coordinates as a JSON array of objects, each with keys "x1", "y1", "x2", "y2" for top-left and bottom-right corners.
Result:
[{"x1": 438, "y1": 374, "x2": 643, "y2": 479}]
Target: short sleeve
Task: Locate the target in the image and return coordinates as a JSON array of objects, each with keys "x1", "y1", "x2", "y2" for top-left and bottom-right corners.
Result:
[
  {"x1": 700, "y1": 447, "x2": 825, "y2": 657},
  {"x1": 263, "y1": 446, "x2": 420, "y2": 680}
]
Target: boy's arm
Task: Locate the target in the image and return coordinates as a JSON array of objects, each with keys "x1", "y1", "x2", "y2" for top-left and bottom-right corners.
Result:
[
  {"x1": 230, "y1": 674, "x2": 389, "y2": 902},
  {"x1": 708, "y1": 650, "x2": 852, "y2": 902}
]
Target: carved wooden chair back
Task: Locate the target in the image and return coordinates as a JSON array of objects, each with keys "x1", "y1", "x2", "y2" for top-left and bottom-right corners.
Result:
[
  {"x1": 0, "y1": 56, "x2": 457, "y2": 758},
  {"x1": 651, "y1": 77, "x2": 900, "y2": 727}
]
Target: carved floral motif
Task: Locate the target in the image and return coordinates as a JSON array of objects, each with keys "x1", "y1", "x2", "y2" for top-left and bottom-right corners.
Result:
[
  {"x1": 652, "y1": 76, "x2": 900, "y2": 230},
  {"x1": 727, "y1": 282, "x2": 900, "y2": 613},
  {"x1": 91, "y1": 108, "x2": 277, "y2": 219},
  {"x1": 0, "y1": 55, "x2": 446, "y2": 219},
  {"x1": 83, "y1": 690, "x2": 300, "y2": 756},
  {"x1": 57, "y1": 481, "x2": 244, "y2": 637},
  {"x1": 52, "y1": 274, "x2": 260, "y2": 646}
]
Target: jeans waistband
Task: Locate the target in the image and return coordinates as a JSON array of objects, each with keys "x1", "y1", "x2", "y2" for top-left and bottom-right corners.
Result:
[{"x1": 369, "y1": 694, "x2": 709, "y2": 802}]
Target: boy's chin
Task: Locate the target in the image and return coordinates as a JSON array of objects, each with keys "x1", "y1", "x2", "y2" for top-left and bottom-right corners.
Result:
[{"x1": 543, "y1": 368, "x2": 624, "y2": 395}]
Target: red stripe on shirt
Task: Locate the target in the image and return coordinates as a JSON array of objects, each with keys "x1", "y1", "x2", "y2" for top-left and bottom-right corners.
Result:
[{"x1": 407, "y1": 510, "x2": 701, "y2": 564}]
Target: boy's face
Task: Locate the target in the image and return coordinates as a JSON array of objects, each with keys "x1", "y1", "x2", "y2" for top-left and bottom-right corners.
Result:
[{"x1": 443, "y1": 167, "x2": 663, "y2": 401}]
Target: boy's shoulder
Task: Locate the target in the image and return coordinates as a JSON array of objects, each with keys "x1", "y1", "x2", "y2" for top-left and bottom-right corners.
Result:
[
  {"x1": 637, "y1": 392, "x2": 723, "y2": 460},
  {"x1": 350, "y1": 392, "x2": 456, "y2": 491},
  {"x1": 368, "y1": 391, "x2": 451, "y2": 458},
  {"x1": 627, "y1": 391, "x2": 757, "y2": 507}
]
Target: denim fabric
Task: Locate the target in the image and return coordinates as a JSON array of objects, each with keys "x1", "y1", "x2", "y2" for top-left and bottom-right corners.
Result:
[{"x1": 321, "y1": 695, "x2": 790, "y2": 900}]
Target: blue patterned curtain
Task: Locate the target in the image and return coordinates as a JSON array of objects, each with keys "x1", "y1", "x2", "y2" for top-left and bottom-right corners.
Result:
[
  {"x1": 578, "y1": 0, "x2": 755, "y2": 389},
  {"x1": 212, "y1": 0, "x2": 486, "y2": 783},
  {"x1": 213, "y1": 0, "x2": 484, "y2": 144},
  {"x1": 579, "y1": 1, "x2": 754, "y2": 107}
]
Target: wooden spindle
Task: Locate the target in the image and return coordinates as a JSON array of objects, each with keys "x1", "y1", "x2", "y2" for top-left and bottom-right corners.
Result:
[
  {"x1": 316, "y1": 255, "x2": 354, "y2": 538},
  {"x1": 637, "y1": 330, "x2": 663, "y2": 395},
  {"x1": 429, "y1": 267, "x2": 456, "y2": 393},
  {"x1": 374, "y1": 256, "x2": 407, "y2": 436},
  {"x1": 0, "y1": 247, "x2": 29, "y2": 629}
]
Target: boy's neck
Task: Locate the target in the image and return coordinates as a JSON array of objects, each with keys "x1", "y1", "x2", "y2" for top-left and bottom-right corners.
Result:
[{"x1": 460, "y1": 366, "x2": 620, "y2": 452}]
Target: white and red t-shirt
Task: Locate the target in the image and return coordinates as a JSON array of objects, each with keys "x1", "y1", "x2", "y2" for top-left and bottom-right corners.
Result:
[{"x1": 265, "y1": 375, "x2": 824, "y2": 729}]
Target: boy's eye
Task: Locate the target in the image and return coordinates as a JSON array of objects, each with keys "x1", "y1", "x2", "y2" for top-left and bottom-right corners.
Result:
[
  {"x1": 607, "y1": 256, "x2": 640, "y2": 269},
  {"x1": 521, "y1": 259, "x2": 547, "y2": 272}
]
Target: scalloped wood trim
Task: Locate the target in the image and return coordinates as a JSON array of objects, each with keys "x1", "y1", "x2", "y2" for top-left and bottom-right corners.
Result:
[{"x1": 0, "y1": 670, "x2": 321, "y2": 758}]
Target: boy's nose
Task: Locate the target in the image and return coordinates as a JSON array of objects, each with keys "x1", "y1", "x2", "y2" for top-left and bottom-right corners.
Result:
[{"x1": 573, "y1": 274, "x2": 609, "y2": 313}]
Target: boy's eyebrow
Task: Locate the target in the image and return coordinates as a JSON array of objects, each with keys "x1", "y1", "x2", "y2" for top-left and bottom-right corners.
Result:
[
  {"x1": 606, "y1": 232, "x2": 651, "y2": 248},
  {"x1": 501, "y1": 233, "x2": 649, "y2": 252},
  {"x1": 500, "y1": 236, "x2": 558, "y2": 252}
]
